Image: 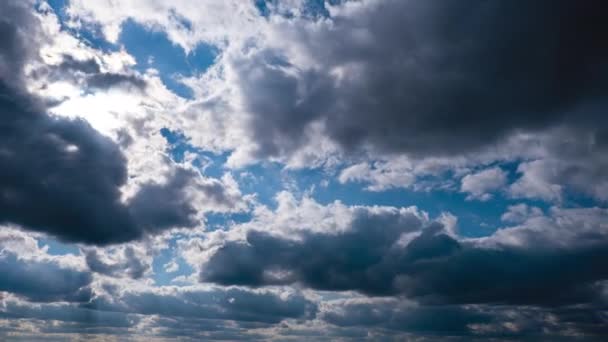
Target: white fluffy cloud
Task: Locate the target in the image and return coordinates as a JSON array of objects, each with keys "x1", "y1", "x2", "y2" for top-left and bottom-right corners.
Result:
[{"x1": 460, "y1": 167, "x2": 508, "y2": 201}]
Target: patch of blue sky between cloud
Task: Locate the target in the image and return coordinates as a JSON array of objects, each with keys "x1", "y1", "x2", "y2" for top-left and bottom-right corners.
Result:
[
  {"x1": 119, "y1": 19, "x2": 217, "y2": 99},
  {"x1": 152, "y1": 238, "x2": 194, "y2": 286},
  {"x1": 161, "y1": 128, "x2": 258, "y2": 230},
  {"x1": 255, "y1": 0, "x2": 343, "y2": 19},
  {"x1": 37, "y1": 236, "x2": 81, "y2": 256},
  {"x1": 44, "y1": 0, "x2": 118, "y2": 53},
  {"x1": 161, "y1": 127, "x2": 327, "y2": 212},
  {"x1": 160, "y1": 128, "x2": 229, "y2": 179},
  {"x1": 159, "y1": 128, "x2": 548, "y2": 238}
]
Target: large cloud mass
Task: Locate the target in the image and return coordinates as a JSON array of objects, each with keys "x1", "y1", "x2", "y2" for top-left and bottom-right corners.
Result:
[
  {"x1": 202, "y1": 203, "x2": 608, "y2": 307},
  {"x1": 0, "y1": 0, "x2": 214, "y2": 244},
  {"x1": 234, "y1": 0, "x2": 608, "y2": 159},
  {"x1": 2, "y1": 0, "x2": 608, "y2": 340}
]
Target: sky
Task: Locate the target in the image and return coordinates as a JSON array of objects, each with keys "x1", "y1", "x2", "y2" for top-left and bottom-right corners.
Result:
[{"x1": 0, "y1": 0, "x2": 607, "y2": 340}]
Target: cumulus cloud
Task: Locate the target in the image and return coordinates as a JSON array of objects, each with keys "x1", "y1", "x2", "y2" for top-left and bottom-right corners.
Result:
[
  {"x1": 0, "y1": 0, "x2": 134, "y2": 244},
  {"x1": 200, "y1": 197, "x2": 608, "y2": 307},
  {"x1": 34, "y1": 53, "x2": 148, "y2": 92},
  {"x1": 85, "y1": 246, "x2": 150, "y2": 279},
  {"x1": 0, "y1": 252, "x2": 92, "y2": 303},
  {"x1": 218, "y1": 0, "x2": 608, "y2": 163},
  {"x1": 500, "y1": 204, "x2": 544, "y2": 224},
  {"x1": 201, "y1": 204, "x2": 431, "y2": 294},
  {"x1": 460, "y1": 167, "x2": 507, "y2": 201},
  {"x1": 65, "y1": 0, "x2": 608, "y2": 203},
  {"x1": 338, "y1": 159, "x2": 416, "y2": 191},
  {"x1": 0, "y1": 0, "x2": 247, "y2": 245}
]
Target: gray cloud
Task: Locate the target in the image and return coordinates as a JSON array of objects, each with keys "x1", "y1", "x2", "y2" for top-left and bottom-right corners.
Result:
[
  {"x1": 85, "y1": 247, "x2": 149, "y2": 279},
  {"x1": 201, "y1": 208, "x2": 608, "y2": 307},
  {"x1": 322, "y1": 300, "x2": 490, "y2": 336},
  {"x1": 201, "y1": 207, "x2": 426, "y2": 294},
  {"x1": 86, "y1": 72, "x2": 147, "y2": 91},
  {"x1": 321, "y1": 298, "x2": 608, "y2": 339},
  {"x1": 0, "y1": 286, "x2": 314, "y2": 341},
  {"x1": 510, "y1": 126, "x2": 608, "y2": 202},
  {"x1": 87, "y1": 286, "x2": 316, "y2": 324},
  {"x1": 0, "y1": 301, "x2": 136, "y2": 330},
  {"x1": 0, "y1": 0, "x2": 215, "y2": 244},
  {"x1": 0, "y1": 252, "x2": 92, "y2": 302},
  {"x1": 56, "y1": 54, "x2": 101, "y2": 74},
  {"x1": 34, "y1": 54, "x2": 147, "y2": 92},
  {"x1": 237, "y1": 0, "x2": 608, "y2": 160},
  {"x1": 0, "y1": 0, "x2": 136, "y2": 244},
  {"x1": 128, "y1": 168, "x2": 199, "y2": 233}
]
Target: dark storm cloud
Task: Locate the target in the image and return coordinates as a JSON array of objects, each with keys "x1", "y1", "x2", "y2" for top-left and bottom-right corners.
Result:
[
  {"x1": 0, "y1": 0, "x2": 204, "y2": 244},
  {"x1": 0, "y1": 252, "x2": 92, "y2": 302},
  {"x1": 240, "y1": 0, "x2": 608, "y2": 158},
  {"x1": 201, "y1": 212, "x2": 608, "y2": 307}
]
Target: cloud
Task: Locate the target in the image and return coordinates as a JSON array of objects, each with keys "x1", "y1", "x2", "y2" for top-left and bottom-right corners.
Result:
[
  {"x1": 200, "y1": 196, "x2": 608, "y2": 307},
  {"x1": 0, "y1": 284, "x2": 316, "y2": 340},
  {"x1": 508, "y1": 126, "x2": 608, "y2": 202},
  {"x1": 460, "y1": 167, "x2": 507, "y2": 201},
  {"x1": 0, "y1": 0, "x2": 138, "y2": 244},
  {"x1": 0, "y1": 300, "x2": 136, "y2": 331},
  {"x1": 35, "y1": 54, "x2": 148, "y2": 92},
  {"x1": 321, "y1": 297, "x2": 608, "y2": 338},
  {"x1": 2, "y1": 1, "x2": 608, "y2": 340},
  {"x1": 86, "y1": 72, "x2": 147, "y2": 91},
  {"x1": 338, "y1": 159, "x2": 416, "y2": 191},
  {"x1": 0, "y1": 0, "x2": 250, "y2": 246},
  {"x1": 127, "y1": 167, "x2": 200, "y2": 233},
  {"x1": 0, "y1": 252, "x2": 92, "y2": 303},
  {"x1": 60, "y1": 0, "x2": 608, "y2": 204},
  {"x1": 200, "y1": 202, "x2": 430, "y2": 295},
  {"x1": 66, "y1": 0, "x2": 262, "y2": 51},
  {"x1": 321, "y1": 298, "x2": 490, "y2": 336},
  {"x1": 222, "y1": 0, "x2": 608, "y2": 162},
  {"x1": 85, "y1": 246, "x2": 150, "y2": 279},
  {"x1": 87, "y1": 285, "x2": 316, "y2": 324},
  {"x1": 501, "y1": 204, "x2": 544, "y2": 224}
]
